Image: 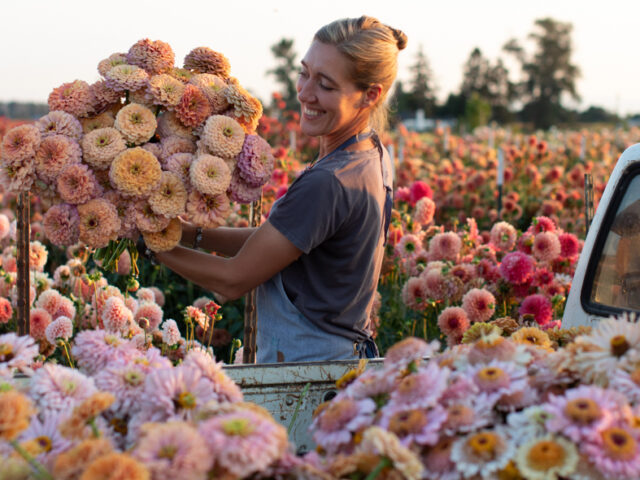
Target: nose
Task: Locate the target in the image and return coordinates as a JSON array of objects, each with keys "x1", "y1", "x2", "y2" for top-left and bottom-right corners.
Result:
[{"x1": 296, "y1": 76, "x2": 315, "y2": 104}]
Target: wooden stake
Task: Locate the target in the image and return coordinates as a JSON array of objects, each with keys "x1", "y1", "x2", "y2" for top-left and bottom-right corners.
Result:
[
  {"x1": 16, "y1": 192, "x2": 30, "y2": 335},
  {"x1": 243, "y1": 196, "x2": 262, "y2": 364}
]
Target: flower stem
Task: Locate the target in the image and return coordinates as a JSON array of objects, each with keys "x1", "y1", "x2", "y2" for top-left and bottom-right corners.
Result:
[
  {"x1": 287, "y1": 382, "x2": 310, "y2": 435},
  {"x1": 61, "y1": 340, "x2": 75, "y2": 369},
  {"x1": 365, "y1": 457, "x2": 392, "y2": 480},
  {"x1": 88, "y1": 418, "x2": 100, "y2": 438},
  {"x1": 9, "y1": 440, "x2": 54, "y2": 480}
]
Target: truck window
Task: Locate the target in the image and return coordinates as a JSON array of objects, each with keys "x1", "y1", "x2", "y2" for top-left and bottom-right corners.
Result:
[{"x1": 586, "y1": 171, "x2": 640, "y2": 313}]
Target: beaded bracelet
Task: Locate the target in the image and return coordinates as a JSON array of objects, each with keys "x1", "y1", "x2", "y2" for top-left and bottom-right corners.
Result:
[{"x1": 193, "y1": 227, "x2": 203, "y2": 250}]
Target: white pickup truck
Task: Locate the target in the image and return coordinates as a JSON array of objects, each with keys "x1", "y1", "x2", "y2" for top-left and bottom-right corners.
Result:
[{"x1": 563, "y1": 143, "x2": 640, "y2": 327}]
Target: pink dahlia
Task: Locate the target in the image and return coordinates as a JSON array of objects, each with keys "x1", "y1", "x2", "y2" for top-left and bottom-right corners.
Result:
[
  {"x1": 467, "y1": 360, "x2": 529, "y2": 408},
  {"x1": 387, "y1": 361, "x2": 449, "y2": 412},
  {"x1": 133, "y1": 422, "x2": 212, "y2": 480},
  {"x1": 71, "y1": 330, "x2": 140, "y2": 375},
  {"x1": 161, "y1": 319, "x2": 181, "y2": 346},
  {"x1": 461, "y1": 288, "x2": 496, "y2": 323},
  {"x1": 438, "y1": 307, "x2": 470, "y2": 337},
  {"x1": 414, "y1": 196, "x2": 436, "y2": 225},
  {"x1": 236, "y1": 135, "x2": 275, "y2": 187},
  {"x1": 0, "y1": 297, "x2": 12, "y2": 324},
  {"x1": 402, "y1": 277, "x2": 428, "y2": 311},
  {"x1": 500, "y1": 251, "x2": 535, "y2": 285},
  {"x1": 198, "y1": 410, "x2": 288, "y2": 478},
  {"x1": 156, "y1": 111, "x2": 193, "y2": 139},
  {"x1": 97, "y1": 52, "x2": 128, "y2": 76},
  {"x1": 104, "y1": 64, "x2": 149, "y2": 92},
  {"x1": 409, "y1": 180, "x2": 433, "y2": 206},
  {"x1": 227, "y1": 168, "x2": 262, "y2": 203},
  {"x1": 310, "y1": 397, "x2": 376, "y2": 454},
  {"x1": 102, "y1": 297, "x2": 134, "y2": 333},
  {"x1": 18, "y1": 411, "x2": 72, "y2": 470},
  {"x1": 543, "y1": 385, "x2": 624, "y2": 443},
  {"x1": 57, "y1": 164, "x2": 102, "y2": 205},
  {"x1": 583, "y1": 425, "x2": 640, "y2": 479},
  {"x1": 0, "y1": 214, "x2": 10, "y2": 240},
  {"x1": 559, "y1": 232, "x2": 580, "y2": 259},
  {"x1": 44, "y1": 316, "x2": 73, "y2": 345},
  {"x1": 1, "y1": 124, "x2": 40, "y2": 164},
  {"x1": 395, "y1": 233, "x2": 421, "y2": 260},
  {"x1": 532, "y1": 231, "x2": 561, "y2": 262},
  {"x1": 519, "y1": 294, "x2": 553, "y2": 325},
  {"x1": 36, "y1": 111, "x2": 83, "y2": 141},
  {"x1": 164, "y1": 152, "x2": 193, "y2": 184},
  {"x1": 77, "y1": 198, "x2": 121, "y2": 249},
  {"x1": 0, "y1": 333, "x2": 38, "y2": 377},
  {"x1": 183, "y1": 349, "x2": 243, "y2": 403},
  {"x1": 190, "y1": 154, "x2": 232, "y2": 196},
  {"x1": 183, "y1": 47, "x2": 231, "y2": 77},
  {"x1": 134, "y1": 301, "x2": 163, "y2": 331},
  {"x1": 149, "y1": 287, "x2": 165, "y2": 307},
  {"x1": 34, "y1": 134, "x2": 81, "y2": 184},
  {"x1": 159, "y1": 135, "x2": 196, "y2": 163},
  {"x1": 186, "y1": 190, "x2": 231, "y2": 228},
  {"x1": 139, "y1": 365, "x2": 218, "y2": 421},
  {"x1": 35, "y1": 289, "x2": 63, "y2": 316},
  {"x1": 93, "y1": 361, "x2": 148, "y2": 416},
  {"x1": 134, "y1": 201, "x2": 170, "y2": 233},
  {"x1": 30, "y1": 308, "x2": 52, "y2": 341},
  {"x1": 29, "y1": 363, "x2": 97, "y2": 413},
  {"x1": 429, "y1": 232, "x2": 462, "y2": 261},
  {"x1": 379, "y1": 405, "x2": 448, "y2": 447},
  {"x1": 489, "y1": 221, "x2": 517, "y2": 251},
  {"x1": 175, "y1": 84, "x2": 211, "y2": 128},
  {"x1": 48, "y1": 80, "x2": 94, "y2": 117},
  {"x1": 528, "y1": 216, "x2": 557, "y2": 234},
  {"x1": 89, "y1": 80, "x2": 121, "y2": 114},
  {"x1": 127, "y1": 38, "x2": 175, "y2": 74}
]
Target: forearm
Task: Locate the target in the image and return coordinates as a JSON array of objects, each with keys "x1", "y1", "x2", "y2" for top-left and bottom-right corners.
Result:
[
  {"x1": 181, "y1": 225, "x2": 257, "y2": 256},
  {"x1": 155, "y1": 246, "x2": 243, "y2": 300}
]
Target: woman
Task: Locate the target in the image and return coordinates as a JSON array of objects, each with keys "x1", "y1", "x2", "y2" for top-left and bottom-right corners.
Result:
[{"x1": 156, "y1": 16, "x2": 407, "y2": 363}]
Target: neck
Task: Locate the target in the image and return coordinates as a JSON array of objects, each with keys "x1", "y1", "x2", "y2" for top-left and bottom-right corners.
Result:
[{"x1": 318, "y1": 116, "x2": 371, "y2": 158}]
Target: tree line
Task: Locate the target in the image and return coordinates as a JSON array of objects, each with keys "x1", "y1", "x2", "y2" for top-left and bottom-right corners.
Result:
[{"x1": 267, "y1": 17, "x2": 624, "y2": 131}]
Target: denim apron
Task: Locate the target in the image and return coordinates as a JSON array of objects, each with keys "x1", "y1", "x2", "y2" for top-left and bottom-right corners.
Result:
[{"x1": 256, "y1": 131, "x2": 392, "y2": 363}]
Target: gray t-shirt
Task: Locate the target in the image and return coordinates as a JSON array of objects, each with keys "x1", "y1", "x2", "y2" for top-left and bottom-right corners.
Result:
[{"x1": 267, "y1": 145, "x2": 392, "y2": 342}]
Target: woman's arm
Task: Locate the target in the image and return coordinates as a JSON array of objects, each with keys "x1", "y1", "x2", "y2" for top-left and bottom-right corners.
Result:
[
  {"x1": 181, "y1": 222, "x2": 257, "y2": 257},
  {"x1": 157, "y1": 220, "x2": 301, "y2": 301}
]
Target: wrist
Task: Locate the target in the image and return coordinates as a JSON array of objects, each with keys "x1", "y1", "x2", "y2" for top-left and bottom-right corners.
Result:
[{"x1": 192, "y1": 227, "x2": 203, "y2": 249}]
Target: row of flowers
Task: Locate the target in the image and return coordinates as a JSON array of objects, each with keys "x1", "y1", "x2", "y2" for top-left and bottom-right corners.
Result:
[{"x1": 2, "y1": 311, "x2": 640, "y2": 479}]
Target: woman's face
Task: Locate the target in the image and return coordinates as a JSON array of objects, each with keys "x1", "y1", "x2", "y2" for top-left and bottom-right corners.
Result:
[{"x1": 296, "y1": 41, "x2": 368, "y2": 139}]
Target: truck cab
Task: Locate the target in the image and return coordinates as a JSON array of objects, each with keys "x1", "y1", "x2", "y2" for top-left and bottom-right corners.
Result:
[{"x1": 563, "y1": 143, "x2": 640, "y2": 327}]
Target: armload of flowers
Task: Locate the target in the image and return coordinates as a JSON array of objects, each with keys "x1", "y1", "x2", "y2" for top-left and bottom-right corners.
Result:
[
  {"x1": 0, "y1": 329, "x2": 339, "y2": 480},
  {"x1": 306, "y1": 313, "x2": 640, "y2": 479},
  {"x1": 0, "y1": 38, "x2": 275, "y2": 272}
]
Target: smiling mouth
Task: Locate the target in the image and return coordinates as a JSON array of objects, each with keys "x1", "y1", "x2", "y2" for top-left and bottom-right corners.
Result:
[{"x1": 303, "y1": 107, "x2": 323, "y2": 118}]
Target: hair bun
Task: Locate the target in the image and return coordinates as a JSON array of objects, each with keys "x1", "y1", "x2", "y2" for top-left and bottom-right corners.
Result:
[{"x1": 391, "y1": 27, "x2": 408, "y2": 51}]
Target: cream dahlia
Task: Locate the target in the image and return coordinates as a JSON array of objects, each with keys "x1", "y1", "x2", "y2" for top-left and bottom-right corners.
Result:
[
  {"x1": 190, "y1": 154, "x2": 231, "y2": 196},
  {"x1": 183, "y1": 47, "x2": 231, "y2": 77},
  {"x1": 105, "y1": 64, "x2": 150, "y2": 92},
  {"x1": 77, "y1": 198, "x2": 121, "y2": 248},
  {"x1": 109, "y1": 147, "x2": 162, "y2": 197},
  {"x1": 189, "y1": 73, "x2": 229, "y2": 113},
  {"x1": 148, "y1": 172, "x2": 188, "y2": 217},
  {"x1": 143, "y1": 218, "x2": 182, "y2": 253},
  {"x1": 147, "y1": 73, "x2": 185, "y2": 108},
  {"x1": 114, "y1": 103, "x2": 157, "y2": 145},
  {"x1": 82, "y1": 127, "x2": 127, "y2": 170},
  {"x1": 200, "y1": 114, "x2": 245, "y2": 158}
]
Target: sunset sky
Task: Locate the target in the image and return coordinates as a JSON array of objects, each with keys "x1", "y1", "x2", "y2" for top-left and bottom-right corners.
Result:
[{"x1": 2, "y1": 0, "x2": 639, "y2": 115}]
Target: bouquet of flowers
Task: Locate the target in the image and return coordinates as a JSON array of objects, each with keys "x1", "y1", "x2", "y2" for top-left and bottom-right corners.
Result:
[{"x1": 0, "y1": 38, "x2": 275, "y2": 272}]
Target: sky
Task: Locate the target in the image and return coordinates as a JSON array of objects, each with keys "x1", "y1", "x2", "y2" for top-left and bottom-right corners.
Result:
[{"x1": 2, "y1": 0, "x2": 639, "y2": 115}]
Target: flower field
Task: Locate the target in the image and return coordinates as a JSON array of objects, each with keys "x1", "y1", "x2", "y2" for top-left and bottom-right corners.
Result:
[{"x1": 1, "y1": 36, "x2": 640, "y2": 479}]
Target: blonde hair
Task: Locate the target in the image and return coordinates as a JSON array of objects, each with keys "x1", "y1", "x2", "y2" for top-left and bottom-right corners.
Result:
[{"x1": 314, "y1": 16, "x2": 407, "y2": 133}]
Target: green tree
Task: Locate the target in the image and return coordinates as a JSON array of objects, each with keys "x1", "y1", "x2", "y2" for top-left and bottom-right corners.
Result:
[
  {"x1": 504, "y1": 17, "x2": 581, "y2": 129},
  {"x1": 404, "y1": 45, "x2": 437, "y2": 116},
  {"x1": 460, "y1": 48, "x2": 515, "y2": 123},
  {"x1": 267, "y1": 38, "x2": 299, "y2": 111},
  {"x1": 464, "y1": 92, "x2": 492, "y2": 130}
]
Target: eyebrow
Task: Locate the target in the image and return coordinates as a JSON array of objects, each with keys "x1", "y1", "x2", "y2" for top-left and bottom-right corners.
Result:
[{"x1": 300, "y1": 60, "x2": 338, "y2": 86}]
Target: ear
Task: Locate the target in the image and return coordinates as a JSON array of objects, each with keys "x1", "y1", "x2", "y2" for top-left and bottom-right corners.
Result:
[{"x1": 361, "y1": 84, "x2": 383, "y2": 108}]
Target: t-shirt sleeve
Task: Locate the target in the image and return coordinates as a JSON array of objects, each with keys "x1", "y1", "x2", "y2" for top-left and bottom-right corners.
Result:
[{"x1": 267, "y1": 170, "x2": 348, "y2": 254}]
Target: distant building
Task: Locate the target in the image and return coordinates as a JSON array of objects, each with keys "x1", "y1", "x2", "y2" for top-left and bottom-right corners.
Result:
[{"x1": 401, "y1": 109, "x2": 456, "y2": 132}]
